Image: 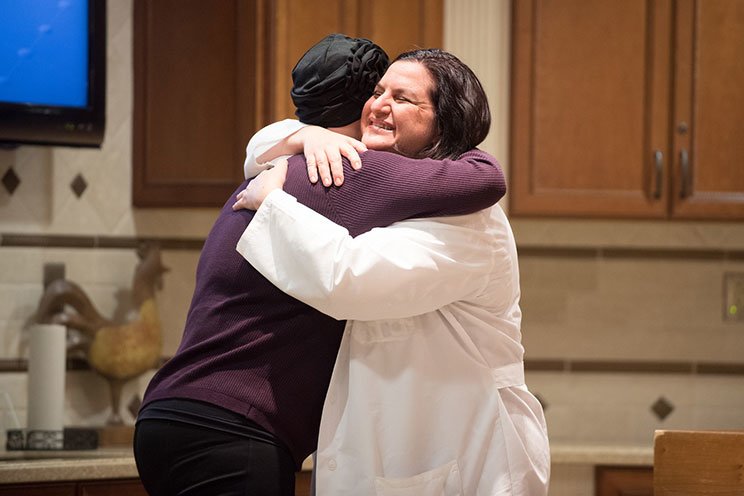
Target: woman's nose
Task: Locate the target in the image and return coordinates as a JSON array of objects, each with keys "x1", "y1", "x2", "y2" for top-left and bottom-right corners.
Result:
[{"x1": 370, "y1": 93, "x2": 391, "y2": 115}]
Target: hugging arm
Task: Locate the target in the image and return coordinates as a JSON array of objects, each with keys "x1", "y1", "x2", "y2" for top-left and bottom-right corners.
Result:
[
  {"x1": 237, "y1": 135, "x2": 506, "y2": 319},
  {"x1": 243, "y1": 122, "x2": 366, "y2": 185},
  {"x1": 238, "y1": 191, "x2": 495, "y2": 320},
  {"x1": 237, "y1": 147, "x2": 507, "y2": 320},
  {"x1": 295, "y1": 149, "x2": 506, "y2": 236}
]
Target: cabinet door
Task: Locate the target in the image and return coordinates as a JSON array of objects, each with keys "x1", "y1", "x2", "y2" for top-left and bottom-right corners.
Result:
[
  {"x1": 78, "y1": 479, "x2": 148, "y2": 496},
  {"x1": 266, "y1": 0, "x2": 443, "y2": 125},
  {"x1": 595, "y1": 466, "x2": 653, "y2": 496},
  {"x1": 133, "y1": 0, "x2": 442, "y2": 208},
  {"x1": 132, "y1": 0, "x2": 262, "y2": 207},
  {"x1": 0, "y1": 483, "x2": 75, "y2": 496},
  {"x1": 671, "y1": 0, "x2": 744, "y2": 219},
  {"x1": 295, "y1": 471, "x2": 312, "y2": 496},
  {"x1": 511, "y1": 0, "x2": 672, "y2": 218}
]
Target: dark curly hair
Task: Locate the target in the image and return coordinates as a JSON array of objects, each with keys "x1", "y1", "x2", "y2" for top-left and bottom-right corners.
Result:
[{"x1": 394, "y1": 49, "x2": 491, "y2": 160}]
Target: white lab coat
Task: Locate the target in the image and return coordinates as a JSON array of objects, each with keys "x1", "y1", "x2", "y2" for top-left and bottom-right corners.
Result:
[{"x1": 237, "y1": 190, "x2": 550, "y2": 496}]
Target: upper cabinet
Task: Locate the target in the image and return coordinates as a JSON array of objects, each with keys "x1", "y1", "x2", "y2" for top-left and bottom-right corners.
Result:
[
  {"x1": 132, "y1": 0, "x2": 262, "y2": 207},
  {"x1": 510, "y1": 0, "x2": 744, "y2": 220},
  {"x1": 132, "y1": 0, "x2": 442, "y2": 208},
  {"x1": 266, "y1": 0, "x2": 442, "y2": 122}
]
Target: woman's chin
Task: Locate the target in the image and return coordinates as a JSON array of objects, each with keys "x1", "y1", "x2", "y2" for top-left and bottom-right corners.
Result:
[{"x1": 361, "y1": 134, "x2": 395, "y2": 153}]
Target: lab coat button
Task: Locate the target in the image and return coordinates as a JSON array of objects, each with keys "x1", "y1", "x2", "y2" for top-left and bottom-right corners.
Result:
[{"x1": 327, "y1": 458, "x2": 337, "y2": 471}]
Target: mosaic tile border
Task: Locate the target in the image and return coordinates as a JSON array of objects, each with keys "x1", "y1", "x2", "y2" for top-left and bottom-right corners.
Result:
[
  {"x1": 517, "y1": 246, "x2": 744, "y2": 261},
  {"x1": 0, "y1": 233, "x2": 204, "y2": 250},
  {"x1": 524, "y1": 359, "x2": 744, "y2": 375},
  {"x1": 1, "y1": 358, "x2": 743, "y2": 375},
  {"x1": 2, "y1": 233, "x2": 743, "y2": 259}
]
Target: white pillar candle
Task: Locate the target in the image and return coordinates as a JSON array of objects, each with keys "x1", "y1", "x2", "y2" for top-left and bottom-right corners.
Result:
[{"x1": 27, "y1": 324, "x2": 66, "y2": 448}]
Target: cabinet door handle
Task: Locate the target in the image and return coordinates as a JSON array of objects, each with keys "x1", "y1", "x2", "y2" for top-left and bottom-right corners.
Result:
[
  {"x1": 653, "y1": 150, "x2": 663, "y2": 199},
  {"x1": 679, "y1": 149, "x2": 690, "y2": 198}
]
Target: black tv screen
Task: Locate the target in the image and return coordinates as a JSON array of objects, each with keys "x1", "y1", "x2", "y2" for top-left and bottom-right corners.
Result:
[{"x1": 0, "y1": 0, "x2": 106, "y2": 148}]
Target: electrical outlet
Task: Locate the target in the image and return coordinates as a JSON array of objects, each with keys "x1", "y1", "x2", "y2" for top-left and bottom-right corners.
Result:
[{"x1": 723, "y1": 272, "x2": 744, "y2": 322}]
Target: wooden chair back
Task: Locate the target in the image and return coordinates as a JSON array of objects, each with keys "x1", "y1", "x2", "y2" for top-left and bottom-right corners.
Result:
[{"x1": 654, "y1": 429, "x2": 744, "y2": 496}]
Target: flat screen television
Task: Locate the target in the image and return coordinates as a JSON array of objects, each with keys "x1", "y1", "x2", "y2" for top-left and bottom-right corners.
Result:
[{"x1": 0, "y1": 0, "x2": 106, "y2": 148}]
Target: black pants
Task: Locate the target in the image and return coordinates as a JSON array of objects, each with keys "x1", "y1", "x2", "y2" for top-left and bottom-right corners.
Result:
[{"x1": 134, "y1": 400, "x2": 296, "y2": 496}]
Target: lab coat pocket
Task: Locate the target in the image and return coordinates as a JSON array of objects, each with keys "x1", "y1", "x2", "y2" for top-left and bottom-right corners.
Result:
[{"x1": 374, "y1": 460, "x2": 463, "y2": 496}]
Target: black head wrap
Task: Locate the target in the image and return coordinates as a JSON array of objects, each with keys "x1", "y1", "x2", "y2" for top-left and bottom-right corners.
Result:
[{"x1": 291, "y1": 34, "x2": 389, "y2": 128}]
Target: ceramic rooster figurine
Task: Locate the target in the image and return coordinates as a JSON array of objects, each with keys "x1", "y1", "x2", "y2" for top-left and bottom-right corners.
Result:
[{"x1": 35, "y1": 243, "x2": 168, "y2": 425}]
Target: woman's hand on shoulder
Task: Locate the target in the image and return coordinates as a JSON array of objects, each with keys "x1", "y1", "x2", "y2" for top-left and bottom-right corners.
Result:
[
  {"x1": 232, "y1": 158, "x2": 288, "y2": 211},
  {"x1": 291, "y1": 126, "x2": 366, "y2": 186}
]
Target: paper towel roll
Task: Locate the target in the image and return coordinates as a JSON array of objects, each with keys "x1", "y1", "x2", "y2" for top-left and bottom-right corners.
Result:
[{"x1": 27, "y1": 324, "x2": 66, "y2": 438}]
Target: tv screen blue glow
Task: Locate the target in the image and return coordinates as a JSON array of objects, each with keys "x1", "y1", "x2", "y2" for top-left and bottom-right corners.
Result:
[{"x1": 0, "y1": 0, "x2": 89, "y2": 108}]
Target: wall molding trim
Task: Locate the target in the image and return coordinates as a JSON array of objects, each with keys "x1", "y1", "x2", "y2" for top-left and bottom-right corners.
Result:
[
  {"x1": 524, "y1": 359, "x2": 744, "y2": 376},
  {"x1": 2, "y1": 357, "x2": 743, "y2": 376},
  {"x1": 2, "y1": 232, "x2": 742, "y2": 260},
  {"x1": 0, "y1": 233, "x2": 204, "y2": 250}
]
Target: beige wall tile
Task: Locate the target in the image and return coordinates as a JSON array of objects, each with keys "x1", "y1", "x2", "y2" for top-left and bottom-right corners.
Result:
[
  {"x1": 526, "y1": 372, "x2": 744, "y2": 446},
  {"x1": 520, "y1": 253, "x2": 744, "y2": 362},
  {"x1": 157, "y1": 251, "x2": 200, "y2": 355},
  {"x1": 549, "y1": 464, "x2": 594, "y2": 496}
]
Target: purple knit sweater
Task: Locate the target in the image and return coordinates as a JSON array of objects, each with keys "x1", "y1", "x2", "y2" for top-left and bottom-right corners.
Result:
[{"x1": 142, "y1": 149, "x2": 505, "y2": 467}]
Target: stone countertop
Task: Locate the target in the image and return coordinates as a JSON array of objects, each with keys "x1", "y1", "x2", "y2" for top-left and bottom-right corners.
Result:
[
  {"x1": 0, "y1": 448, "x2": 138, "y2": 484},
  {"x1": 550, "y1": 443, "x2": 653, "y2": 466},
  {"x1": 0, "y1": 443, "x2": 654, "y2": 484}
]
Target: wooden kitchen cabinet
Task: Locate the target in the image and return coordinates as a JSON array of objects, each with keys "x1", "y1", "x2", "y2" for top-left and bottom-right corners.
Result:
[
  {"x1": 0, "y1": 479, "x2": 146, "y2": 496},
  {"x1": 1, "y1": 473, "x2": 308, "y2": 495},
  {"x1": 510, "y1": 0, "x2": 744, "y2": 220},
  {"x1": 295, "y1": 470, "x2": 312, "y2": 496},
  {"x1": 78, "y1": 479, "x2": 148, "y2": 496},
  {"x1": 0, "y1": 483, "x2": 76, "y2": 496},
  {"x1": 133, "y1": 0, "x2": 442, "y2": 207},
  {"x1": 595, "y1": 466, "x2": 653, "y2": 496},
  {"x1": 132, "y1": 0, "x2": 262, "y2": 207}
]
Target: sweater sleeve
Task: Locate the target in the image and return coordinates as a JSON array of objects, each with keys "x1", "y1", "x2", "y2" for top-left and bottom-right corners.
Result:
[{"x1": 282, "y1": 148, "x2": 505, "y2": 236}]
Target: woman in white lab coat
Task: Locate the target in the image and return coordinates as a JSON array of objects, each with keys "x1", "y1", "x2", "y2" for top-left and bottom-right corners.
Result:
[{"x1": 237, "y1": 49, "x2": 550, "y2": 496}]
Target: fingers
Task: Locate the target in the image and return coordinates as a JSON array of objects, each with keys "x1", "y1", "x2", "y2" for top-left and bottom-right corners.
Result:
[
  {"x1": 305, "y1": 155, "x2": 319, "y2": 184},
  {"x1": 232, "y1": 160, "x2": 288, "y2": 212},
  {"x1": 232, "y1": 189, "x2": 249, "y2": 211},
  {"x1": 349, "y1": 139, "x2": 367, "y2": 155},
  {"x1": 232, "y1": 197, "x2": 248, "y2": 211},
  {"x1": 303, "y1": 134, "x2": 366, "y2": 187},
  {"x1": 316, "y1": 154, "x2": 333, "y2": 187},
  {"x1": 327, "y1": 146, "x2": 344, "y2": 186},
  {"x1": 339, "y1": 142, "x2": 362, "y2": 171}
]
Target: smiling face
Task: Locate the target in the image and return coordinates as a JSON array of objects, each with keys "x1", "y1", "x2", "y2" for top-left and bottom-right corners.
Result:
[{"x1": 360, "y1": 61, "x2": 438, "y2": 158}]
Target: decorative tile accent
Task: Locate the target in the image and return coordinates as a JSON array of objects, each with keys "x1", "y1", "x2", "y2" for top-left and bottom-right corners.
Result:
[
  {"x1": 651, "y1": 396, "x2": 674, "y2": 421},
  {"x1": 70, "y1": 173, "x2": 88, "y2": 198},
  {"x1": 1, "y1": 167, "x2": 20, "y2": 195}
]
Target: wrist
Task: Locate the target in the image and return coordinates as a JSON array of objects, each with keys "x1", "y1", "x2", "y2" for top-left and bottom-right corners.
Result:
[{"x1": 286, "y1": 126, "x2": 316, "y2": 152}]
